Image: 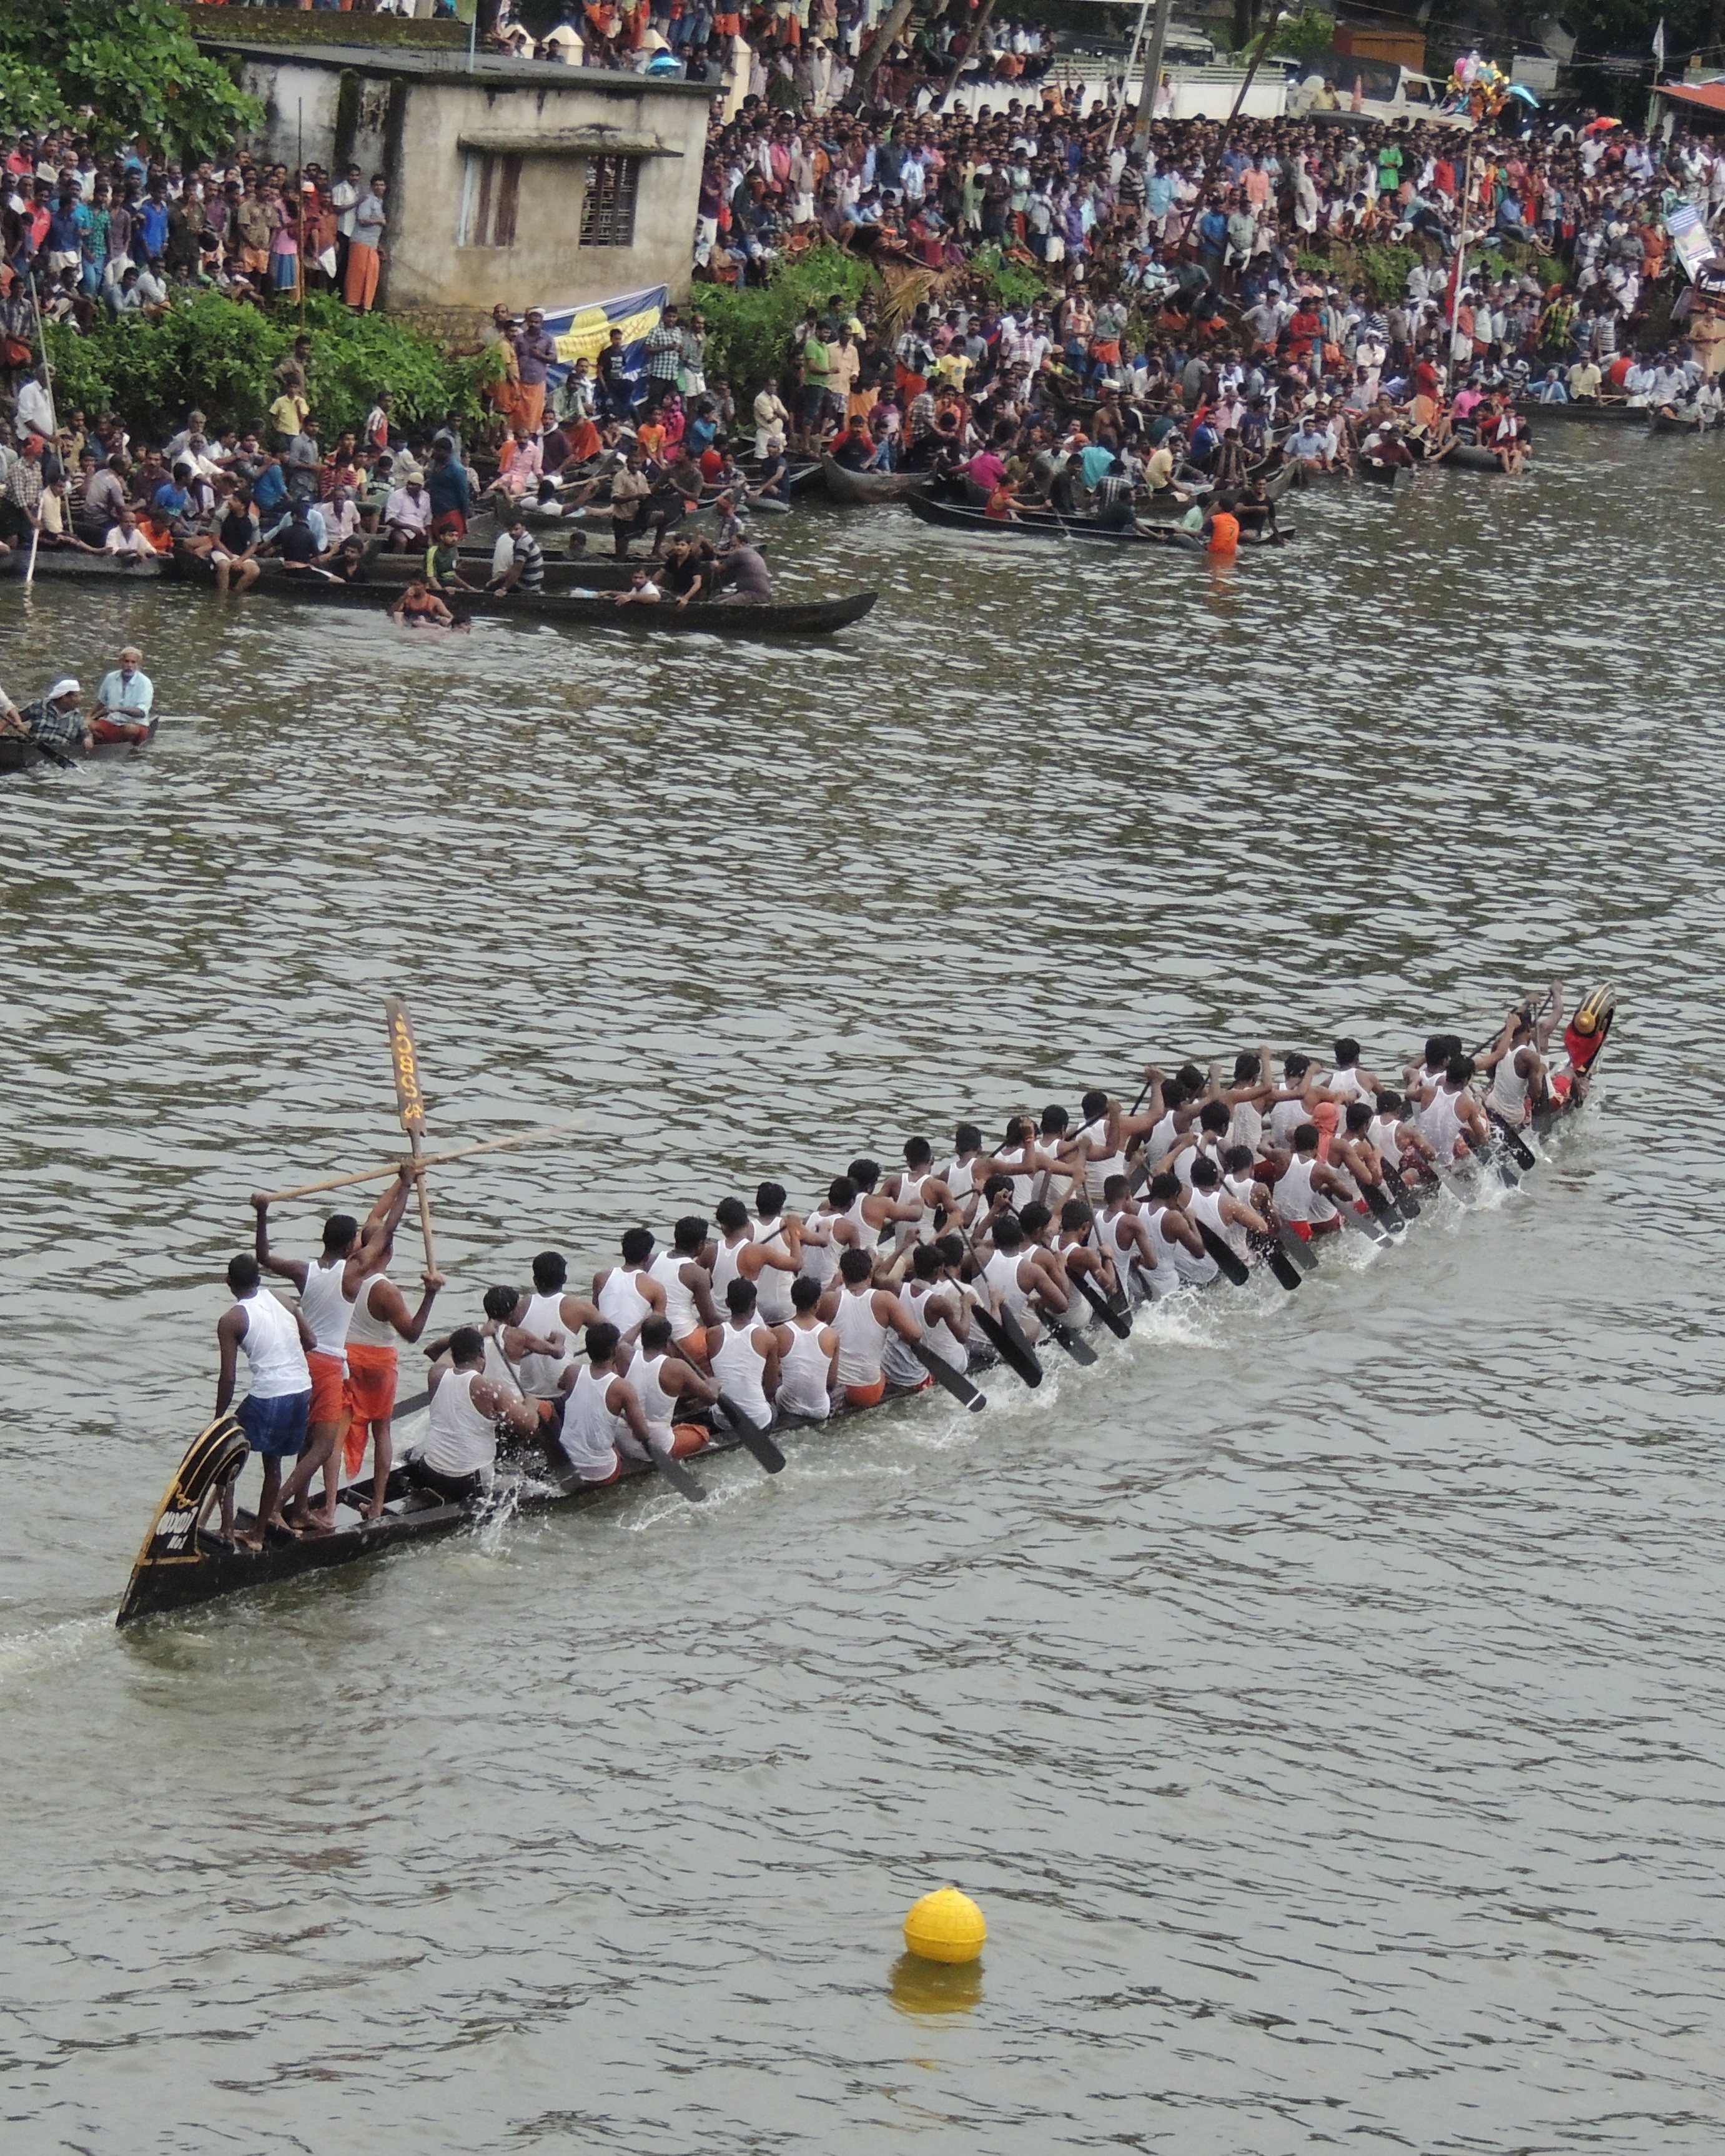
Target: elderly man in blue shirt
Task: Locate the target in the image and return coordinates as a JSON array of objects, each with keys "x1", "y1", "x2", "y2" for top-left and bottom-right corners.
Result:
[{"x1": 92, "y1": 646, "x2": 153, "y2": 745}]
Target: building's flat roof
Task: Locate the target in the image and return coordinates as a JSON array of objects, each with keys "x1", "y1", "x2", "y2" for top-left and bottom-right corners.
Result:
[{"x1": 196, "y1": 37, "x2": 713, "y2": 99}]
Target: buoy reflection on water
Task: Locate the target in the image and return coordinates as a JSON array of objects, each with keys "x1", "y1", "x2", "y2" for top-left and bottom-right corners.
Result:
[{"x1": 888, "y1": 1951, "x2": 983, "y2": 2017}]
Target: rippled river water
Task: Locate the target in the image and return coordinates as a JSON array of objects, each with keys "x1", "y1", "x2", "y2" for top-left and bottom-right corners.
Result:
[{"x1": 2, "y1": 431, "x2": 1724, "y2": 2154}]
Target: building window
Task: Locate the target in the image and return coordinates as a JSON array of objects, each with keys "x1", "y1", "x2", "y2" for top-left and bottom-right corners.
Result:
[
  {"x1": 580, "y1": 156, "x2": 639, "y2": 247},
  {"x1": 458, "y1": 151, "x2": 521, "y2": 248}
]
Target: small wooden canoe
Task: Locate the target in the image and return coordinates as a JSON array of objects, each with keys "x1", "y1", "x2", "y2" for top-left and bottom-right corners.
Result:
[
  {"x1": 1443, "y1": 441, "x2": 1524, "y2": 472},
  {"x1": 820, "y1": 455, "x2": 924, "y2": 504},
  {"x1": 1648, "y1": 407, "x2": 1718, "y2": 435},
  {"x1": 904, "y1": 492, "x2": 1290, "y2": 548},
  {"x1": 172, "y1": 551, "x2": 876, "y2": 638},
  {"x1": 0, "y1": 715, "x2": 159, "y2": 773},
  {"x1": 0, "y1": 548, "x2": 166, "y2": 581},
  {"x1": 1516, "y1": 398, "x2": 1645, "y2": 426}
]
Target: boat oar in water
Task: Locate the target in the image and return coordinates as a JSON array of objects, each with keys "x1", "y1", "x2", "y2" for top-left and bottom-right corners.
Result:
[
  {"x1": 1067, "y1": 1268, "x2": 1132, "y2": 1339},
  {"x1": 1277, "y1": 1224, "x2": 1319, "y2": 1273},
  {"x1": 709, "y1": 1393, "x2": 789, "y2": 1473},
  {"x1": 1195, "y1": 1221, "x2": 1252, "y2": 1287},
  {"x1": 907, "y1": 1340, "x2": 988, "y2": 1412},
  {"x1": 1488, "y1": 1109, "x2": 1537, "y2": 1170},
  {"x1": 967, "y1": 1299, "x2": 1043, "y2": 1387}
]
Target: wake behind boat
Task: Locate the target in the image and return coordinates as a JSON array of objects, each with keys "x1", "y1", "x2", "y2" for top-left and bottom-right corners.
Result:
[{"x1": 117, "y1": 985, "x2": 1618, "y2": 1628}]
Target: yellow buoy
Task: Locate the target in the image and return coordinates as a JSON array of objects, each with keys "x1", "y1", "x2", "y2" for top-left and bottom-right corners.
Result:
[{"x1": 903, "y1": 1886, "x2": 986, "y2": 1965}]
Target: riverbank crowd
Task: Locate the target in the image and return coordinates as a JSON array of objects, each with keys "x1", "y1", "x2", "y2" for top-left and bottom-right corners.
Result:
[{"x1": 1, "y1": 14, "x2": 1721, "y2": 616}]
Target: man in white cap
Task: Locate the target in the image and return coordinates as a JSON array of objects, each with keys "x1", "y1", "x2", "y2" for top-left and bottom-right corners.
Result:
[
  {"x1": 19, "y1": 679, "x2": 92, "y2": 758},
  {"x1": 92, "y1": 646, "x2": 153, "y2": 745}
]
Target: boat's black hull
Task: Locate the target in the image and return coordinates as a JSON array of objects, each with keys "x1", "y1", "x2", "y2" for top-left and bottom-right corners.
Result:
[
  {"x1": 168, "y1": 550, "x2": 876, "y2": 636},
  {"x1": 904, "y1": 492, "x2": 1289, "y2": 546}
]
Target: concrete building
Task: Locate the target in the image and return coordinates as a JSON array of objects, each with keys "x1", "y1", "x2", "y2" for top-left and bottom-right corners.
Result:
[{"x1": 197, "y1": 37, "x2": 708, "y2": 335}]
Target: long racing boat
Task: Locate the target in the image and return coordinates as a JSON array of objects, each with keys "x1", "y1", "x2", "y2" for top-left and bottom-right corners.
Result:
[{"x1": 114, "y1": 988, "x2": 1618, "y2": 1629}]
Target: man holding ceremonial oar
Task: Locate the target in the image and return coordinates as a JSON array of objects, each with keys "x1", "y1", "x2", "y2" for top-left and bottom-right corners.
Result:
[{"x1": 250, "y1": 1164, "x2": 422, "y2": 1530}]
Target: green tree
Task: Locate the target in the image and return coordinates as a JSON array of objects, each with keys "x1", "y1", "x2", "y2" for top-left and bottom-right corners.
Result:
[
  {"x1": 0, "y1": 1, "x2": 260, "y2": 160},
  {"x1": 44, "y1": 292, "x2": 497, "y2": 442}
]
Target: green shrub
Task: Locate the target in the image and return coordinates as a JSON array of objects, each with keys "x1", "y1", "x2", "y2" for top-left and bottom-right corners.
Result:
[
  {"x1": 698, "y1": 245, "x2": 872, "y2": 398},
  {"x1": 44, "y1": 292, "x2": 494, "y2": 442},
  {"x1": 1355, "y1": 242, "x2": 1422, "y2": 302},
  {"x1": 968, "y1": 244, "x2": 1052, "y2": 315}
]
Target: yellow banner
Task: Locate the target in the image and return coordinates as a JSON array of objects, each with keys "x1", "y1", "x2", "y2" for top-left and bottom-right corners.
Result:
[{"x1": 553, "y1": 302, "x2": 662, "y2": 367}]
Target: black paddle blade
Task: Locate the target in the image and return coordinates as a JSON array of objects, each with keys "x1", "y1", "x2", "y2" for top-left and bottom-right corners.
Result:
[
  {"x1": 1196, "y1": 1221, "x2": 1250, "y2": 1287},
  {"x1": 1044, "y1": 1318, "x2": 1099, "y2": 1366},
  {"x1": 908, "y1": 1339, "x2": 987, "y2": 1412},
  {"x1": 653, "y1": 1451, "x2": 707, "y2": 1502},
  {"x1": 1358, "y1": 1180, "x2": 1405, "y2": 1233},
  {"x1": 1488, "y1": 1109, "x2": 1536, "y2": 1170},
  {"x1": 1070, "y1": 1269, "x2": 1132, "y2": 1338},
  {"x1": 1265, "y1": 1244, "x2": 1303, "y2": 1291},
  {"x1": 1277, "y1": 1224, "x2": 1319, "y2": 1273},
  {"x1": 969, "y1": 1302, "x2": 1043, "y2": 1387},
  {"x1": 713, "y1": 1395, "x2": 787, "y2": 1473},
  {"x1": 1381, "y1": 1164, "x2": 1421, "y2": 1220},
  {"x1": 1337, "y1": 1202, "x2": 1390, "y2": 1245}
]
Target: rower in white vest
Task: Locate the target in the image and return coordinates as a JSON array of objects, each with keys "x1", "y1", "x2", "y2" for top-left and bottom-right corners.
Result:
[
  {"x1": 977, "y1": 1212, "x2": 1068, "y2": 1337},
  {"x1": 1322, "y1": 1034, "x2": 1381, "y2": 1107},
  {"x1": 1141, "y1": 1171, "x2": 1218, "y2": 1286},
  {"x1": 413, "y1": 1326, "x2": 538, "y2": 1503},
  {"x1": 704, "y1": 1278, "x2": 781, "y2": 1430},
  {"x1": 772, "y1": 1275, "x2": 841, "y2": 1421},
  {"x1": 712, "y1": 1194, "x2": 803, "y2": 1326},
  {"x1": 558, "y1": 1323, "x2": 663, "y2": 1483},
  {"x1": 592, "y1": 1225, "x2": 667, "y2": 1342},
  {"x1": 250, "y1": 1162, "x2": 417, "y2": 1529},
  {"x1": 891, "y1": 1242, "x2": 972, "y2": 1376},
  {"x1": 648, "y1": 1215, "x2": 723, "y2": 1358},
  {"x1": 820, "y1": 1246, "x2": 924, "y2": 1406},
  {"x1": 750, "y1": 1181, "x2": 802, "y2": 1325},
  {"x1": 631, "y1": 1315, "x2": 719, "y2": 1455},
  {"x1": 1276, "y1": 1124, "x2": 1355, "y2": 1239},
  {"x1": 512, "y1": 1250, "x2": 601, "y2": 1400},
  {"x1": 1187, "y1": 1155, "x2": 1269, "y2": 1263},
  {"x1": 213, "y1": 1252, "x2": 317, "y2": 1549}
]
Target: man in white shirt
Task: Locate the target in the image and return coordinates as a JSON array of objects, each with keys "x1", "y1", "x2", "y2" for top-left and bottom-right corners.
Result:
[
  {"x1": 104, "y1": 510, "x2": 156, "y2": 562},
  {"x1": 92, "y1": 646, "x2": 153, "y2": 744},
  {"x1": 384, "y1": 477, "x2": 431, "y2": 551},
  {"x1": 15, "y1": 372, "x2": 53, "y2": 443}
]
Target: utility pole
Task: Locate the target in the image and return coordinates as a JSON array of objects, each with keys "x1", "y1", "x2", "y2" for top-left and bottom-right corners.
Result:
[{"x1": 1130, "y1": 0, "x2": 1175, "y2": 152}]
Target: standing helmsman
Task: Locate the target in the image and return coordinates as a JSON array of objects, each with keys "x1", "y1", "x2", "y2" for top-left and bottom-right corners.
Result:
[
  {"x1": 250, "y1": 1165, "x2": 419, "y2": 1528},
  {"x1": 214, "y1": 1254, "x2": 318, "y2": 1548}
]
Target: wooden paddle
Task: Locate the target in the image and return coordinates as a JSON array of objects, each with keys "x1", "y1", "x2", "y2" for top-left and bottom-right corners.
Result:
[
  {"x1": 1353, "y1": 1177, "x2": 1405, "y2": 1232},
  {"x1": 260, "y1": 1122, "x2": 580, "y2": 1206},
  {"x1": 966, "y1": 1298, "x2": 1044, "y2": 1387},
  {"x1": 1195, "y1": 1220, "x2": 1251, "y2": 1287},
  {"x1": 383, "y1": 995, "x2": 437, "y2": 1276},
  {"x1": 1277, "y1": 1224, "x2": 1319, "y2": 1273},
  {"x1": 906, "y1": 1339, "x2": 988, "y2": 1412},
  {"x1": 1380, "y1": 1159, "x2": 1421, "y2": 1220},
  {"x1": 1066, "y1": 1266, "x2": 1132, "y2": 1340},
  {"x1": 1255, "y1": 1234, "x2": 1304, "y2": 1292},
  {"x1": 1487, "y1": 1109, "x2": 1537, "y2": 1171}
]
